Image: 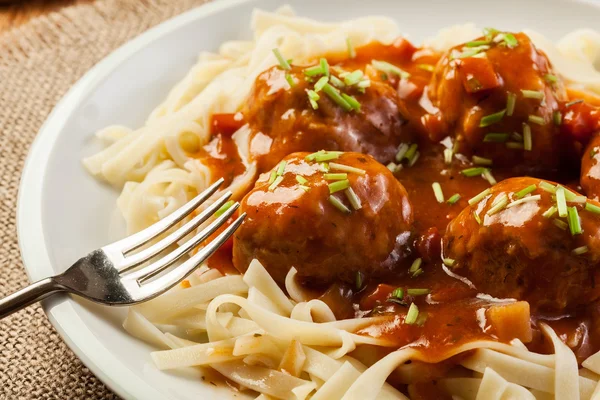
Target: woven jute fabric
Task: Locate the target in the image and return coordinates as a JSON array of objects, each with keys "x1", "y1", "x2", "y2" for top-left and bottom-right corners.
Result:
[{"x1": 0, "y1": 1, "x2": 210, "y2": 398}]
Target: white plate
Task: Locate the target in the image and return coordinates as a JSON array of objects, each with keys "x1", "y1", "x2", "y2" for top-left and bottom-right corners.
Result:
[{"x1": 16, "y1": 0, "x2": 600, "y2": 398}]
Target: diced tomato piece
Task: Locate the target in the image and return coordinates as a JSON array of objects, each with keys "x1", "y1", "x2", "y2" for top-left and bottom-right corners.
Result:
[
  {"x1": 458, "y1": 57, "x2": 501, "y2": 93},
  {"x1": 211, "y1": 113, "x2": 244, "y2": 136},
  {"x1": 360, "y1": 284, "x2": 396, "y2": 310}
]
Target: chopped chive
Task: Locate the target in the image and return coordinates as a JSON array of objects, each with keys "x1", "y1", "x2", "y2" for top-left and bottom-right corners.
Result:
[
  {"x1": 307, "y1": 90, "x2": 320, "y2": 101},
  {"x1": 556, "y1": 186, "x2": 568, "y2": 217},
  {"x1": 329, "y1": 195, "x2": 351, "y2": 214},
  {"x1": 553, "y1": 111, "x2": 562, "y2": 126},
  {"x1": 553, "y1": 219, "x2": 568, "y2": 230},
  {"x1": 320, "y1": 58, "x2": 330, "y2": 77},
  {"x1": 343, "y1": 70, "x2": 363, "y2": 86},
  {"x1": 568, "y1": 206, "x2": 583, "y2": 235},
  {"x1": 484, "y1": 133, "x2": 509, "y2": 142},
  {"x1": 443, "y1": 258, "x2": 456, "y2": 267},
  {"x1": 483, "y1": 169, "x2": 497, "y2": 185},
  {"x1": 572, "y1": 246, "x2": 589, "y2": 255},
  {"x1": 314, "y1": 76, "x2": 329, "y2": 91},
  {"x1": 473, "y1": 155, "x2": 493, "y2": 166},
  {"x1": 328, "y1": 162, "x2": 366, "y2": 175},
  {"x1": 411, "y1": 268, "x2": 424, "y2": 278},
  {"x1": 322, "y1": 83, "x2": 352, "y2": 112},
  {"x1": 356, "y1": 271, "x2": 364, "y2": 290},
  {"x1": 506, "y1": 92, "x2": 517, "y2": 116},
  {"x1": 392, "y1": 287, "x2": 405, "y2": 299},
  {"x1": 515, "y1": 184, "x2": 537, "y2": 199},
  {"x1": 309, "y1": 98, "x2": 319, "y2": 110},
  {"x1": 523, "y1": 124, "x2": 532, "y2": 151},
  {"x1": 276, "y1": 160, "x2": 287, "y2": 176},
  {"x1": 483, "y1": 27, "x2": 500, "y2": 41},
  {"x1": 528, "y1": 115, "x2": 545, "y2": 125},
  {"x1": 568, "y1": 195, "x2": 587, "y2": 204},
  {"x1": 432, "y1": 182, "x2": 445, "y2": 203},
  {"x1": 341, "y1": 93, "x2": 361, "y2": 111},
  {"x1": 503, "y1": 33, "x2": 518, "y2": 48},
  {"x1": 506, "y1": 195, "x2": 541, "y2": 208},
  {"x1": 304, "y1": 64, "x2": 324, "y2": 77},
  {"x1": 215, "y1": 200, "x2": 235, "y2": 217},
  {"x1": 272, "y1": 48, "x2": 291, "y2": 70},
  {"x1": 462, "y1": 167, "x2": 487, "y2": 177},
  {"x1": 521, "y1": 89, "x2": 545, "y2": 100},
  {"x1": 452, "y1": 47, "x2": 489, "y2": 60},
  {"x1": 346, "y1": 37, "x2": 356, "y2": 58},
  {"x1": 387, "y1": 298, "x2": 408, "y2": 306},
  {"x1": 409, "y1": 258, "x2": 423, "y2": 274},
  {"x1": 443, "y1": 148, "x2": 453, "y2": 164},
  {"x1": 404, "y1": 144, "x2": 419, "y2": 161},
  {"x1": 469, "y1": 188, "x2": 491, "y2": 205},
  {"x1": 268, "y1": 175, "x2": 284, "y2": 191},
  {"x1": 487, "y1": 194, "x2": 508, "y2": 215},
  {"x1": 447, "y1": 194, "x2": 461, "y2": 204},
  {"x1": 566, "y1": 99, "x2": 583, "y2": 107},
  {"x1": 474, "y1": 211, "x2": 482, "y2": 225},
  {"x1": 466, "y1": 40, "x2": 492, "y2": 47},
  {"x1": 407, "y1": 288, "x2": 431, "y2": 296},
  {"x1": 539, "y1": 181, "x2": 557, "y2": 193},
  {"x1": 324, "y1": 173, "x2": 348, "y2": 181},
  {"x1": 542, "y1": 206, "x2": 557, "y2": 218},
  {"x1": 319, "y1": 162, "x2": 330, "y2": 172},
  {"x1": 585, "y1": 202, "x2": 600, "y2": 214},
  {"x1": 371, "y1": 60, "x2": 411, "y2": 79},
  {"x1": 506, "y1": 142, "x2": 524, "y2": 149},
  {"x1": 285, "y1": 73, "x2": 296, "y2": 88},
  {"x1": 299, "y1": 185, "x2": 310, "y2": 192},
  {"x1": 405, "y1": 303, "x2": 419, "y2": 325},
  {"x1": 330, "y1": 75, "x2": 345, "y2": 88},
  {"x1": 479, "y1": 109, "x2": 506, "y2": 127},
  {"x1": 408, "y1": 152, "x2": 421, "y2": 167},
  {"x1": 296, "y1": 175, "x2": 308, "y2": 185},
  {"x1": 545, "y1": 74, "x2": 558, "y2": 84},
  {"x1": 268, "y1": 169, "x2": 277, "y2": 184},
  {"x1": 357, "y1": 79, "x2": 371, "y2": 89},
  {"x1": 329, "y1": 179, "x2": 350, "y2": 194},
  {"x1": 417, "y1": 64, "x2": 435, "y2": 72},
  {"x1": 386, "y1": 162, "x2": 401, "y2": 173},
  {"x1": 314, "y1": 151, "x2": 342, "y2": 162},
  {"x1": 345, "y1": 187, "x2": 362, "y2": 210},
  {"x1": 395, "y1": 143, "x2": 410, "y2": 162}
]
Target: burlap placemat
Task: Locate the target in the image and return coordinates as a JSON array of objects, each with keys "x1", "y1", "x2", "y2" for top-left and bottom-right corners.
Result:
[{"x1": 0, "y1": 1, "x2": 210, "y2": 398}]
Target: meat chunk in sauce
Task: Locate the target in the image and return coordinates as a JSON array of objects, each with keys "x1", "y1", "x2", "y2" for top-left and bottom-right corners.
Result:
[
  {"x1": 244, "y1": 65, "x2": 413, "y2": 173},
  {"x1": 444, "y1": 177, "x2": 600, "y2": 312},
  {"x1": 582, "y1": 133, "x2": 600, "y2": 201},
  {"x1": 233, "y1": 152, "x2": 413, "y2": 286},
  {"x1": 428, "y1": 32, "x2": 568, "y2": 175}
]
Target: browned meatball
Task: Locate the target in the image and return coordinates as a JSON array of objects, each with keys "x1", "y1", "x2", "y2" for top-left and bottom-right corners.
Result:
[
  {"x1": 582, "y1": 134, "x2": 600, "y2": 201},
  {"x1": 444, "y1": 177, "x2": 600, "y2": 312},
  {"x1": 428, "y1": 32, "x2": 568, "y2": 175},
  {"x1": 233, "y1": 151, "x2": 413, "y2": 286},
  {"x1": 244, "y1": 65, "x2": 414, "y2": 173}
]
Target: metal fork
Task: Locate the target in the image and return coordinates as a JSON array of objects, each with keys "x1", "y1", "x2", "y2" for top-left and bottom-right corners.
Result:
[{"x1": 0, "y1": 178, "x2": 245, "y2": 319}]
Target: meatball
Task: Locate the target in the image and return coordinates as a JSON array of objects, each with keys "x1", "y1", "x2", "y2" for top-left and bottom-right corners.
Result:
[
  {"x1": 443, "y1": 177, "x2": 600, "y2": 312},
  {"x1": 582, "y1": 134, "x2": 600, "y2": 201},
  {"x1": 427, "y1": 32, "x2": 568, "y2": 175},
  {"x1": 244, "y1": 65, "x2": 413, "y2": 173},
  {"x1": 233, "y1": 151, "x2": 413, "y2": 286}
]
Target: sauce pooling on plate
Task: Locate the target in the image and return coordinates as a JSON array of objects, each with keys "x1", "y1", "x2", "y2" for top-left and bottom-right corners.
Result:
[{"x1": 202, "y1": 29, "x2": 600, "y2": 373}]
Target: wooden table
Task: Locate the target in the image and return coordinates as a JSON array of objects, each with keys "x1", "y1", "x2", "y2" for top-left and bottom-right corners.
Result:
[{"x1": 0, "y1": 0, "x2": 87, "y2": 31}]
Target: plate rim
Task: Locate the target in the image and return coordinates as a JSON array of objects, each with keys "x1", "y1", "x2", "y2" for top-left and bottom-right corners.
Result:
[{"x1": 16, "y1": 0, "x2": 253, "y2": 398}]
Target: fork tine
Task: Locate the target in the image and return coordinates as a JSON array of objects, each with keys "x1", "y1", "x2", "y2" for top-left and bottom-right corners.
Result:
[
  {"x1": 125, "y1": 202, "x2": 240, "y2": 281},
  {"x1": 136, "y1": 213, "x2": 246, "y2": 297},
  {"x1": 111, "y1": 178, "x2": 225, "y2": 255},
  {"x1": 119, "y1": 191, "x2": 233, "y2": 273}
]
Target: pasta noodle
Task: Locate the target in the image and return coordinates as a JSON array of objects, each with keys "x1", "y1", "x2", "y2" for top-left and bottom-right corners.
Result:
[{"x1": 86, "y1": 5, "x2": 600, "y2": 399}]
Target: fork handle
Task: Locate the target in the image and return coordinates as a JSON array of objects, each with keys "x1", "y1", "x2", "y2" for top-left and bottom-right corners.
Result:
[{"x1": 0, "y1": 278, "x2": 64, "y2": 319}]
